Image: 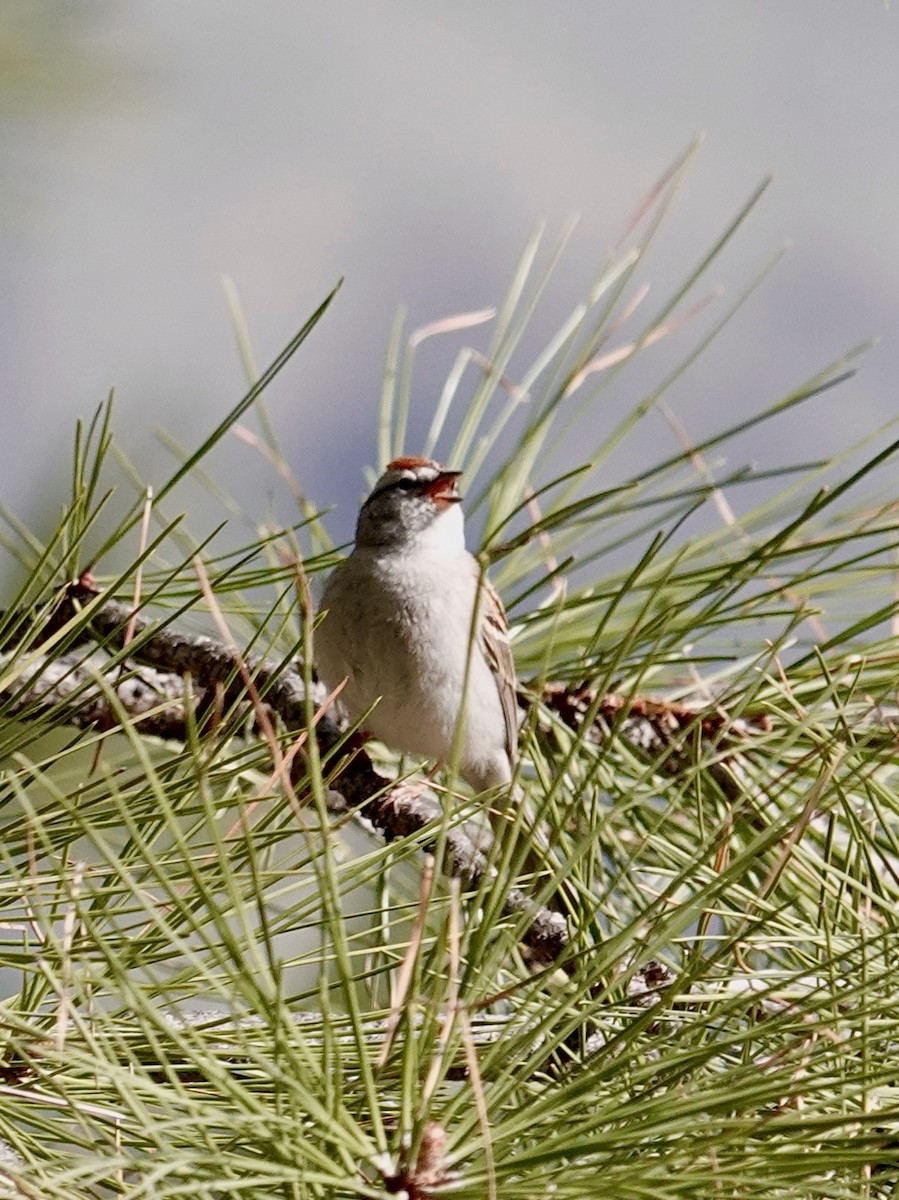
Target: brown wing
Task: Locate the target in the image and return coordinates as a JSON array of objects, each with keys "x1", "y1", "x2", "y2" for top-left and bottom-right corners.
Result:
[{"x1": 478, "y1": 574, "x2": 519, "y2": 764}]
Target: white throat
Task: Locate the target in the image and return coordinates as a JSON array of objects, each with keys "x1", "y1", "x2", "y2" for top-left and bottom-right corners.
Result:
[{"x1": 416, "y1": 503, "x2": 466, "y2": 555}]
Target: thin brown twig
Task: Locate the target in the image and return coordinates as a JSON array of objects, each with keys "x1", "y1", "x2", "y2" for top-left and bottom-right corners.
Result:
[
  {"x1": 467, "y1": 349, "x2": 531, "y2": 403},
  {"x1": 420, "y1": 876, "x2": 462, "y2": 1111},
  {"x1": 377, "y1": 856, "x2": 435, "y2": 1069},
  {"x1": 563, "y1": 288, "x2": 722, "y2": 398},
  {"x1": 610, "y1": 138, "x2": 701, "y2": 254},
  {"x1": 523, "y1": 485, "x2": 561, "y2": 587},
  {"x1": 222, "y1": 678, "x2": 347, "y2": 841},
  {"x1": 409, "y1": 308, "x2": 496, "y2": 349},
  {"x1": 192, "y1": 555, "x2": 306, "y2": 803},
  {"x1": 232, "y1": 425, "x2": 311, "y2": 511},
  {"x1": 654, "y1": 396, "x2": 829, "y2": 644},
  {"x1": 453, "y1": 883, "x2": 497, "y2": 1200}
]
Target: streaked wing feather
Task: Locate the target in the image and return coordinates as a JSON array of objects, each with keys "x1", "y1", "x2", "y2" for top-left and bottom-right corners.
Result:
[{"x1": 478, "y1": 574, "x2": 519, "y2": 763}]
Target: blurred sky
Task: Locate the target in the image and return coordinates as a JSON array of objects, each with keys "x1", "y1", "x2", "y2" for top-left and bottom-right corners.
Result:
[{"x1": 2, "y1": 1, "x2": 898, "y2": 551}]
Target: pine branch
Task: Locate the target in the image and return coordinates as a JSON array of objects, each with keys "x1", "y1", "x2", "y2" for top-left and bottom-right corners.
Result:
[
  {"x1": 4, "y1": 586, "x2": 569, "y2": 962},
  {"x1": 6, "y1": 585, "x2": 895, "y2": 967}
]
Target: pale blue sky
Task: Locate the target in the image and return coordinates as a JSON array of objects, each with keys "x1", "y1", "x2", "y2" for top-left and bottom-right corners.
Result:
[{"x1": 3, "y1": 2, "x2": 897, "y2": 549}]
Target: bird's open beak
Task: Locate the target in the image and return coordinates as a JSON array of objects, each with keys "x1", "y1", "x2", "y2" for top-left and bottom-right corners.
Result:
[{"x1": 424, "y1": 468, "x2": 463, "y2": 506}]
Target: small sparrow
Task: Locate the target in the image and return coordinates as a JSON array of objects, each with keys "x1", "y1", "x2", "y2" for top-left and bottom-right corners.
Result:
[{"x1": 314, "y1": 456, "x2": 518, "y2": 794}]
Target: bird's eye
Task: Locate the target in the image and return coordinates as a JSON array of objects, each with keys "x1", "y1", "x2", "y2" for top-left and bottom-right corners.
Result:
[{"x1": 395, "y1": 478, "x2": 417, "y2": 492}]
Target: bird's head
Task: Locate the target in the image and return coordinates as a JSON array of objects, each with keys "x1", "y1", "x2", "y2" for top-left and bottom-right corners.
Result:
[{"x1": 355, "y1": 456, "x2": 464, "y2": 550}]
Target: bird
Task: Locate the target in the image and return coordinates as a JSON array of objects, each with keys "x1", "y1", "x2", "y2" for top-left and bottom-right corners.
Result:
[{"x1": 314, "y1": 456, "x2": 518, "y2": 796}]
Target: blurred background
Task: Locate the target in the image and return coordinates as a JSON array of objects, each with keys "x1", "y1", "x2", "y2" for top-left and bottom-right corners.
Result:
[{"x1": 2, "y1": 1, "x2": 897, "y2": 551}]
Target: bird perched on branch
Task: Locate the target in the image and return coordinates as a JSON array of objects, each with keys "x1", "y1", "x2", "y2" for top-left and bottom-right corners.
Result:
[{"x1": 314, "y1": 456, "x2": 518, "y2": 796}]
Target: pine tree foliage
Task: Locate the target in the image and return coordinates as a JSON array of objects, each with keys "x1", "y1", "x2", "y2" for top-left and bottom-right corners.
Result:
[{"x1": 1, "y1": 150, "x2": 899, "y2": 1198}]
